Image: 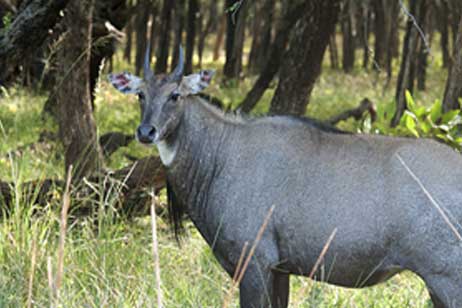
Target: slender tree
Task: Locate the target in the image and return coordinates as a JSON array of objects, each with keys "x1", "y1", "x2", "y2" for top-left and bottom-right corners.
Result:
[
  {"x1": 416, "y1": 1, "x2": 432, "y2": 91},
  {"x1": 443, "y1": 15, "x2": 462, "y2": 112},
  {"x1": 223, "y1": 0, "x2": 250, "y2": 80},
  {"x1": 155, "y1": 0, "x2": 174, "y2": 73},
  {"x1": 247, "y1": 0, "x2": 275, "y2": 74},
  {"x1": 359, "y1": 1, "x2": 371, "y2": 69},
  {"x1": 392, "y1": 0, "x2": 426, "y2": 126},
  {"x1": 269, "y1": 0, "x2": 341, "y2": 116},
  {"x1": 185, "y1": 0, "x2": 199, "y2": 74},
  {"x1": 236, "y1": 0, "x2": 310, "y2": 112},
  {"x1": 124, "y1": 16, "x2": 134, "y2": 63},
  {"x1": 213, "y1": 13, "x2": 226, "y2": 61},
  {"x1": 341, "y1": 0, "x2": 356, "y2": 73},
  {"x1": 171, "y1": 0, "x2": 185, "y2": 69},
  {"x1": 55, "y1": 0, "x2": 103, "y2": 180},
  {"x1": 438, "y1": 0, "x2": 450, "y2": 68},
  {"x1": 197, "y1": 0, "x2": 219, "y2": 68},
  {"x1": 328, "y1": 34, "x2": 340, "y2": 69},
  {"x1": 135, "y1": 0, "x2": 151, "y2": 75},
  {"x1": 148, "y1": 1, "x2": 159, "y2": 61},
  {"x1": 372, "y1": 0, "x2": 399, "y2": 76}
]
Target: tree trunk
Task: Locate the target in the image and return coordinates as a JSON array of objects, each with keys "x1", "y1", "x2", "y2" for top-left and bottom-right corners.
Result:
[
  {"x1": 341, "y1": 0, "x2": 356, "y2": 73},
  {"x1": 385, "y1": 1, "x2": 400, "y2": 82},
  {"x1": 213, "y1": 13, "x2": 226, "y2": 61},
  {"x1": 443, "y1": 15, "x2": 462, "y2": 112},
  {"x1": 360, "y1": 3, "x2": 371, "y2": 69},
  {"x1": 185, "y1": 0, "x2": 198, "y2": 74},
  {"x1": 372, "y1": 0, "x2": 386, "y2": 69},
  {"x1": 197, "y1": 0, "x2": 218, "y2": 68},
  {"x1": 417, "y1": 1, "x2": 432, "y2": 91},
  {"x1": 155, "y1": 0, "x2": 174, "y2": 73},
  {"x1": 148, "y1": 3, "x2": 159, "y2": 61},
  {"x1": 223, "y1": 0, "x2": 249, "y2": 81},
  {"x1": 269, "y1": 0, "x2": 341, "y2": 116},
  {"x1": 236, "y1": 0, "x2": 312, "y2": 113},
  {"x1": 247, "y1": 0, "x2": 261, "y2": 73},
  {"x1": 438, "y1": 0, "x2": 451, "y2": 68},
  {"x1": 90, "y1": 0, "x2": 130, "y2": 104},
  {"x1": 449, "y1": 0, "x2": 462, "y2": 58},
  {"x1": 392, "y1": 0, "x2": 425, "y2": 127},
  {"x1": 124, "y1": 16, "x2": 134, "y2": 63},
  {"x1": 372, "y1": 0, "x2": 399, "y2": 74},
  {"x1": 328, "y1": 34, "x2": 339, "y2": 69},
  {"x1": 247, "y1": 0, "x2": 275, "y2": 74},
  {"x1": 55, "y1": 0, "x2": 103, "y2": 180},
  {"x1": 171, "y1": 0, "x2": 185, "y2": 69},
  {"x1": 135, "y1": 0, "x2": 150, "y2": 76},
  {"x1": 0, "y1": 0, "x2": 70, "y2": 85}
]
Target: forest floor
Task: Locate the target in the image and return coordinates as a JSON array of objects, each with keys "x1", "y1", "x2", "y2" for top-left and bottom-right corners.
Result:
[{"x1": 0, "y1": 50, "x2": 448, "y2": 307}]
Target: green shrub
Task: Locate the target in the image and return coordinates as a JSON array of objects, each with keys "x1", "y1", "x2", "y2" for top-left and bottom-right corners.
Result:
[{"x1": 360, "y1": 90, "x2": 462, "y2": 150}]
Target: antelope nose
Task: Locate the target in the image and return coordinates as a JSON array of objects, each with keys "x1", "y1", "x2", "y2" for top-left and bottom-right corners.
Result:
[{"x1": 136, "y1": 124, "x2": 156, "y2": 144}]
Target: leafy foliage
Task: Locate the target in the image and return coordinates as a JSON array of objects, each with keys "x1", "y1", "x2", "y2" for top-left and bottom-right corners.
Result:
[{"x1": 361, "y1": 90, "x2": 462, "y2": 150}]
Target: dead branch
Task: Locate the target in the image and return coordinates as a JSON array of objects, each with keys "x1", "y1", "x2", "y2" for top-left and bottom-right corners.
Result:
[{"x1": 327, "y1": 98, "x2": 376, "y2": 125}]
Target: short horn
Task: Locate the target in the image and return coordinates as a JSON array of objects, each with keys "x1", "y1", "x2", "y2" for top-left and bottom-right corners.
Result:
[
  {"x1": 144, "y1": 45, "x2": 154, "y2": 80},
  {"x1": 168, "y1": 45, "x2": 184, "y2": 82}
]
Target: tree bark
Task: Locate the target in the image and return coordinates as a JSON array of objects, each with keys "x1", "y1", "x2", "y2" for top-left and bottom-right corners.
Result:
[
  {"x1": 392, "y1": 0, "x2": 425, "y2": 126},
  {"x1": 0, "y1": 0, "x2": 16, "y2": 13},
  {"x1": 55, "y1": 0, "x2": 103, "y2": 180},
  {"x1": 247, "y1": 0, "x2": 275, "y2": 74},
  {"x1": 171, "y1": 0, "x2": 185, "y2": 69},
  {"x1": 135, "y1": 0, "x2": 151, "y2": 76},
  {"x1": 372, "y1": 0, "x2": 399, "y2": 75},
  {"x1": 0, "y1": 0, "x2": 70, "y2": 85},
  {"x1": 372, "y1": 0, "x2": 386, "y2": 69},
  {"x1": 223, "y1": 0, "x2": 249, "y2": 81},
  {"x1": 124, "y1": 15, "x2": 134, "y2": 64},
  {"x1": 213, "y1": 13, "x2": 226, "y2": 61},
  {"x1": 197, "y1": 0, "x2": 218, "y2": 68},
  {"x1": 185, "y1": 0, "x2": 199, "y2": 74},
  {"x1": 341, "y1": 0, "x2": 356, "y2": 73},
  {"x1": 360, "y1": 3, "x2": 371, "y2": 69},
  {"x1": 148, "y1": 2, "x2": 159, "y2": 61},
  {"x1": 443, "y1": 15, "x2": 462, "y2": 112},
  {"x1": 269, "y1": 0, "x2": 341, "y2": 116},
  {"x1": 155, "y1": 0, "x2": 174, "y2": 73},
  {"x1": 438, "y1": 0, "x2": 451, "y2": 68},
  {"x1": 417, "y1": 1, "x2": 432, "y2": 91},
  {"x1": 328, "y1": 34, "x2": 339, "y2": 69},
  {"x1": 449, "y1": 0, "x2": 462, "y2": 57},
  {"x1": 236, "y1": 1, "x2": 311, "y2": 112},
  {"x1": 90, "y1": 0, "x2": 130, "y2": 104}
]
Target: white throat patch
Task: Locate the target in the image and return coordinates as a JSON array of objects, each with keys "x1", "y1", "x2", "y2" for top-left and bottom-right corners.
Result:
[{"x1": 156, "y1": 140, "x2": 178, "y2": 166}]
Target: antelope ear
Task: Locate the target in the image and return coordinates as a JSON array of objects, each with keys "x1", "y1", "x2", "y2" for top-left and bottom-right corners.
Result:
[
  {"x1": 179, "y1": 70, "x2": 215, "y2": 96},
  {"x1": 107, "y1": 72, "x2": 144, "y2": 94}
]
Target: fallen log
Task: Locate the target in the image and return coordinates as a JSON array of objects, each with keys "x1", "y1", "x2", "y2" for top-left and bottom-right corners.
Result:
[
  {"x1": 0, "y1": 155, "x2": 166, "y2": 218},
  {"x1": 326, "y1": 98, "x2": 376, "y2": 125}
]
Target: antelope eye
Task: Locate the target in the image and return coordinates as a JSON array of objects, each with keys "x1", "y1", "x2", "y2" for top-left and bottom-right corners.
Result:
[{"x1": 171, "y1": 92, "x2": 180, "y2": 101}]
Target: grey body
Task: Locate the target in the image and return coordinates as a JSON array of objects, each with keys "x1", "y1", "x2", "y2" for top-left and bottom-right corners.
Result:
[
  {"x1": 164, "y1": 98, "x2": 462, "y2": 308},
  {"x1": 108, "y1": 49, "x2": 462, "y2": 307}
]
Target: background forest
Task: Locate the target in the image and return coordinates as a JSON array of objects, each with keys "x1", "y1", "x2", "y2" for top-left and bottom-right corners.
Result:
[{"x1": 1, "y1": 0, "x2": 462, "y2": 307}]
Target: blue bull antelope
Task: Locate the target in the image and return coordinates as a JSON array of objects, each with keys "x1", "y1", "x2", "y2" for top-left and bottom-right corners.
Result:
[{"x1": 109, "y1": 48, "x2": 462, "y2": 308}]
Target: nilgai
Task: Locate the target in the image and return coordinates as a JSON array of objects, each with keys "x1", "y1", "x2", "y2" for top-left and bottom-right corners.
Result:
[{"x1": 109, "y1": 48, "x2": 462, "y2": 308}]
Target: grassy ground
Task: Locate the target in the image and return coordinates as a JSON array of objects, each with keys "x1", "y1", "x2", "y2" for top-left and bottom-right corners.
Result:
[{"x1": 0, "y1": 47, "x2": 448, "y2": 307}]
